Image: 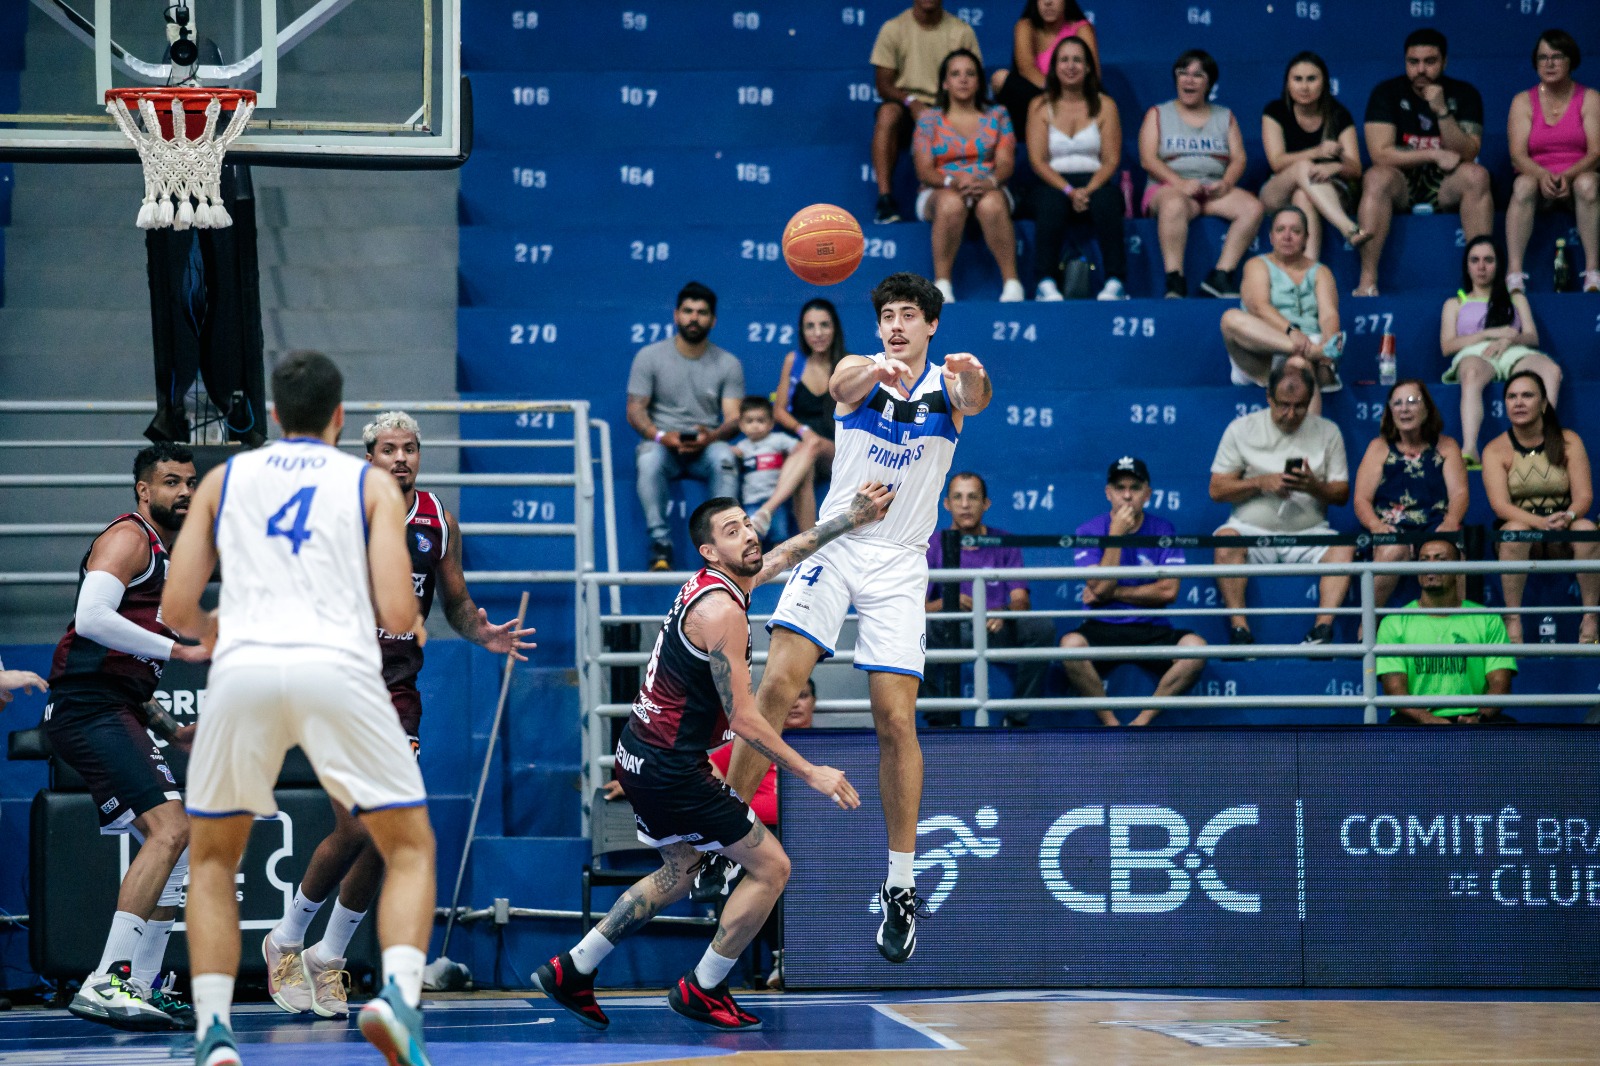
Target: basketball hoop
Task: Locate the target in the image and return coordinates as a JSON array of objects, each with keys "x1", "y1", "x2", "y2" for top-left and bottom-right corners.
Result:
[{"x1": 104, "y1": 87, "x2": 256, "y2": 231}]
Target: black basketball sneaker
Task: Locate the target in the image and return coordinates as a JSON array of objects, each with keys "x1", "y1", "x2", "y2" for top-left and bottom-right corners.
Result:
[
  {"x1": 877, "y1": 882, "x2": 925, "y2": 963},
  {"x1": 533, "y1": 952, "x2": 609, "y2": 1030},
  {"x1": 668, "y1": 970, "x2": 761, "y2": 1031}
]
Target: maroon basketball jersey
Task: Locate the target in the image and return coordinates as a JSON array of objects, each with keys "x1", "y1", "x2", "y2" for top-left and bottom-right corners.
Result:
[
  {"x1": 48, "y1": 513, "x2": 174, "y2": 703},
  {"x1": 378, "y1": 490, "x2": 448, "y2": 693},
  {"x1": 629, "y1": 567, "x2": 750, "y2": 752}
]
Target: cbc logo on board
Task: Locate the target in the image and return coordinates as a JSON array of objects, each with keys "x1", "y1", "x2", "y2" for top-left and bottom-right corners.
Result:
[{"x1": 1038, "y1": 805, "x2": 1262, "y2": 915}]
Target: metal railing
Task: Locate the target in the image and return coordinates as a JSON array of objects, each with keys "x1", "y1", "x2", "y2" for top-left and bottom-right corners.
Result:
[
  {"x1": 578, "y1": 557, "x2": 1600, "y2": 804},
  {"x1": 0, "y1": 398, "x2": 622, "y2": 595}
]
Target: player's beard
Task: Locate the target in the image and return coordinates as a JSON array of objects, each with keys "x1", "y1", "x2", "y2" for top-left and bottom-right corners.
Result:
[
  {"x1": 149, "y1": 501, "x2": 186, "y2": 530},
  {"x1": 721, "y1": 551, "x2": 762, "y2": 579},
  {"x1": 678, "y1": 322, "x2": 709, "y2": 345}
]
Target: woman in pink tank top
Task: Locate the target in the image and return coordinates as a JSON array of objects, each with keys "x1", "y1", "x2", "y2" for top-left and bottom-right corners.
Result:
[
  {"x1": 991, "y1": 0, "x2": 1099, "y2": 136},
  {"x1": 1505, "y1": 28, "x2": 1600, "y2": 292}
]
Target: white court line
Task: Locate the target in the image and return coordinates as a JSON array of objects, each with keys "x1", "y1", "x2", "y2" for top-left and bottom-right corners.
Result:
[
  {"x1": 871, "y1": 1003, "x2": 967, "y2": 1052},
  {"x1": 915, "y1": 990, "x2": 1209, "y2": 1004}
]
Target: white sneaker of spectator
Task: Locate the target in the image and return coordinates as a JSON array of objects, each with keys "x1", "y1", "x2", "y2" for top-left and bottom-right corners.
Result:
[
  {"x1": 999, "y1": 279, "x2": 1025, "y2": 302},
  {"x1": 934, "y1": 278, "x2": 955, "y2": 302},
  {"x1": 1096, "y1": 278, "x2": 1128, "y2": 301},
  {"x1": 1035, "y1": 278, "x2": 1064, "y2": 302}
]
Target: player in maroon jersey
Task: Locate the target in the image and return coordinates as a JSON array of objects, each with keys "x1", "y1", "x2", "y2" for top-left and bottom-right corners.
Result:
[
  {"x1": 43, "y1": 442, "x2": 209, "y2": 1031},
  {"x1": 263, "y1": 411, "x2": 535, "y2": 1018},
  {"x1": 534, "y1": 482, "x2": 892, "y2": 1033}
]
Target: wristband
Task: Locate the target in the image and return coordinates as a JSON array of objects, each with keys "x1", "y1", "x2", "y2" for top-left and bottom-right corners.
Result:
[
  {"x1": 797, "y1": 425, "x2": 810, "y2": 438},
  {"x1": 1062, "y1": 182, "x2": 1075, "y2": 194},
  {"x1": 654, "y1": 430, "x2": 665, "y2": 443},
  {"x1": 1563, "y1": 510, "x2": 1576, "y2": 522},
  {"x1": 1286, "y1": 324, "x2": 1299, "y2": 335}
]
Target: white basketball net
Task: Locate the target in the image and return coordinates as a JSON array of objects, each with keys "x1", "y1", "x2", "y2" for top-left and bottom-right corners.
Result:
[{"x1": 105, "y1": 93, "x2": 256, "y2": 230}]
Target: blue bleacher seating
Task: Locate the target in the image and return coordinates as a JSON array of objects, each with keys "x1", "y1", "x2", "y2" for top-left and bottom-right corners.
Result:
[{"x1": 451, "y1": 0, "x2": 1600, "y2": 734}]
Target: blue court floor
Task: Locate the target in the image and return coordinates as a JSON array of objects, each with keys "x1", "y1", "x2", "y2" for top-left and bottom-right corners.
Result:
[{"x1": 0, "y1": 988, "x2": 1596, "y2": 1065}]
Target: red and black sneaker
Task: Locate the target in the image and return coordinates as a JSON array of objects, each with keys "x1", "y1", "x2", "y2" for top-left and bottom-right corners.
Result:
[
  {"x1": 667, "y1": 970, "x2": 762, "y2": 1032},
  {"x1": 533, "y1": 952, "x2": 609, "y2": 1030}
]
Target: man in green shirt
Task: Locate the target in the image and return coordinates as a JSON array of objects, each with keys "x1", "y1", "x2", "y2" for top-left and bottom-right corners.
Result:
[{"x1": 1376, "y1": 537, "x2": 1517, "y2": 724}]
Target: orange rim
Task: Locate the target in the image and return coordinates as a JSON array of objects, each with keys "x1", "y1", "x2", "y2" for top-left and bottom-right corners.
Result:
[{"x1": 105, "y1": 87, "x2": 256, "y2": 112}]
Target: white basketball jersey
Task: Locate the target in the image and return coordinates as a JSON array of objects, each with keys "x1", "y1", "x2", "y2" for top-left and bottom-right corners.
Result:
[
  {"x1": 818, "y1": 353, "x2": 960, "y2": 550},
  {"x1": 212, "y1": 438, "x2": 381, "y2": 669}
]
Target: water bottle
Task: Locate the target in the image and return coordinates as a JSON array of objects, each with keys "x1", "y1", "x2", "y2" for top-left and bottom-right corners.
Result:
[
  {"x1": 1378, "y1": 332, "x2": 1397, "y2": 387},
  {"x1": 1553, "y1": 238, "x2": 1572, "y2": 293},
  {"x1": 1538, "y1": 615, "x2": 1557, "y2": 643}
]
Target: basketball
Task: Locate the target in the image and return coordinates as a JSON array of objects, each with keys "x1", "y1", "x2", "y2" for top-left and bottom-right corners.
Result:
[{"x1": 782, "y1": 203, "x2": 864, "y2": 286}]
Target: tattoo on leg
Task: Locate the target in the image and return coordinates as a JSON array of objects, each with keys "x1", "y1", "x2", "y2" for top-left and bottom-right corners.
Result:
[
  {"x1": 710, "y1": 926, "x2": 729, "y2": 954},
  {"x1": 597, "y1": 887, "x2": 657, "y2": 941}
]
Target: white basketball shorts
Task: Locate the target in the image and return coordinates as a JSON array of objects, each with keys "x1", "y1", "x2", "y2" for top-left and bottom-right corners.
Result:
[
  {"x1": 767, "y1": 535, "x2": 929, "y2": 678},
  {"x1": 186, "y1": 648, "x2": 427, "y2": 818}
]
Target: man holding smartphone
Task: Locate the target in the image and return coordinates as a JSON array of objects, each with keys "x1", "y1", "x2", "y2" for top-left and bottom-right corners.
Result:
[
  {"x1": 627, "y1": 282, "x2": 747, "y2": 571},
  {"x1": 1208, "y1": 363, "x2": 1353, "y2": 646}
]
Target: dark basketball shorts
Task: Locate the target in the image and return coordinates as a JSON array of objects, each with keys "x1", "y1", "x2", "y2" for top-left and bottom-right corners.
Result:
[
  {"x1": 387, "y1": 679, "x2": 423, "y2": 757},
  {"x1": 1074, "y1": 619, "x2": 1197, "y2": 677},
  {"x1": 613, "y1": 729, "x2": 756, "y2": 852},
  {"x1": 42, "y1": 690, "x2": 180, "y2": 833}
]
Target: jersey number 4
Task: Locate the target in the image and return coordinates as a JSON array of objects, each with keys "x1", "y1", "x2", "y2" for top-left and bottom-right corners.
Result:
[
  {"x1": 793, "y1": 564, "x2": 823, "y2": 586},
  {"x1": 266, "y1": 487, "x2": 317, "y2": 554}
]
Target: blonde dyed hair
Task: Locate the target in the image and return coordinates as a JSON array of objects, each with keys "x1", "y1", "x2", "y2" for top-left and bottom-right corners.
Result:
[{"x1": 362, "y1": 410, "x2": 421, "y2": 452}]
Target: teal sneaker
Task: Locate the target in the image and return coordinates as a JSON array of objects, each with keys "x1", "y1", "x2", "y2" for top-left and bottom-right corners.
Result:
[
  {"x1": 194, "y1": 1020, "x2": 240, "y2": 1066},
  {"x1": 357, "y1": 980, "x2": 432, "y2": 1066}
]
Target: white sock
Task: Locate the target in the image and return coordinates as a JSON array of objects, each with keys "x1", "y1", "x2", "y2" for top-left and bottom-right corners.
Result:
[
  {"x1": 569, "y1": 928, "x2": 615, "y2": 975},
  {"x1": 314, "y1": 900, "x2": 366, "y2": 960},
  {"x1": 130, "y1": 918, "x2": 174, "y2": 988},
  {"x1": 191, "y1": 973, "x2": 234, "y2": 1032},
  {"x1": 273, "y1": 887, "x2": 325, "y2": 947},
  {"x1": 886, "y1": 850, "x2": 916, "y2": 890},
  {"x1": 693, "y1": 945, "x2": 739, "y2": 989},
  {"x1": 97, "y1": 911, "x2": 147, "y2": 975},
  {"x1": 382, "y1": 945, "x2": 426, "y2": 1009}
]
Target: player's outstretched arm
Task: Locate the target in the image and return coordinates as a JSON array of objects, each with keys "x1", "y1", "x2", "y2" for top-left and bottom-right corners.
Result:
[
  {"x1": 436, "y1": 510, "x2": 537, "y2": 659},
  {"x1": 830, "y1": 354, "x2": 912, "y2": 408},
  {"x1": 692, "y1": 596, "x2": 859, "y2": 811},
  {"x1": 751, "y1": 481, "x2": 895, "y2": 587},
  {"x1": 162, "y1": 466, "x2": 224, "y2": 651},
  {"x1": 943, "y1": 352, "x2": 992, "y2": 415}
]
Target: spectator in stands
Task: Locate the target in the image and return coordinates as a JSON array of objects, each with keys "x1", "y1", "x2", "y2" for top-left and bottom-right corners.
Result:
[
  {"x1": 732, "y1": 396, "x2": 801, "y2": 546},
  {"x1": 1210, "y1": 364, "x2": 1353, "y2": 646},
  {"x1": 1354, "y1": 29, "x2": 1492, "y2": 297},
  {"x1": 1025, "y1": 35, "x2": 1128, "y2": 301},
  {"x1": 870, "y1": 0, "x2": 982, "y2": 225},
  {"x1": 913, "y1": 48, "x2": 1024, "y2": 303},
  {"x1": 1139, "y1": 49, "x2": 1264, "y2": 299},
  {"x1": 773, "y1": 298, "x2": 846, "y2": 530},
  {"x1": 1220, "y1": 206, "x2": 1345, "y2": 409},
  {"x1": 626, "y1": 281, "x2": 744, "y2": 571},
  {"x1": 1505, "y1": 29, "x2": 1600, "y2": 293},
  {"x1": 1258, "y1": 51, "x2": 1368, "y2": 262},
  {"x1": 1441, "y1": 236, "x2": 1562, "y2": 467},
  {"x1": 1353, "y1": 380, "x2": 1469, "y2": 609},
  {"x1": 992, "y1": 0, "x2": 1099, "y2": 138},
  {"x1": 1062, "y1": 456, "x2": 1207, "y2": 726},
  {"x1": 1480, "y1": 370, "x2": 1600, "y2": 644},
  {"x1": 1377, "y1": 536, "x2": 1516, "y2": 724},
  {"x1": 923, "y1": 472, "x2": 1057, "y2": 727}
]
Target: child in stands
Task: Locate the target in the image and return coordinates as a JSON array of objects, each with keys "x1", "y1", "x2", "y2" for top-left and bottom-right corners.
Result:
[{"x1": 732, "y1": 396, "x2": 801, "y2": 544}]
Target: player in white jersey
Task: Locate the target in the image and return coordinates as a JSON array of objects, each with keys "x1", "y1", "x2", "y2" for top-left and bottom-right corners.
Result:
[
  {"x1": 725, "y1": 272, "x2": 991, "y2": 964},
  {"x1": 162, "y1": 351, "x2": 436, "y2": 1066}
]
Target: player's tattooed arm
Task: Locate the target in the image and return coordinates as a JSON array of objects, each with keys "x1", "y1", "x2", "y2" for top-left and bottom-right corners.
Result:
[
  {"x1": 751, "y1": 481, "x2": 895, "y2": 586},
  {"x1": 438, "y1": 510, "x2": 536, "y2": 659},
  {"x1": 943, "y1": 352, "x2": 992, "y2": 414},
  {"x1": 138, "y1": 699, "x2": 197, "y2": 751},
  {"x1": 698, "y1": 598, "x2": 862, "y2": 811}
]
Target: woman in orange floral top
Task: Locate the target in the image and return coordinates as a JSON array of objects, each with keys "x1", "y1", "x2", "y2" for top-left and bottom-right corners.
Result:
[{"x1": 912, "y1": 48, "x2": 1023, "y2": 303}]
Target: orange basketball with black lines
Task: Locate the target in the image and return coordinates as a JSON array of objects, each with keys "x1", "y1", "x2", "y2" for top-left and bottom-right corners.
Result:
[{"x1": 782, "y1": 203, "x2": 864, "y2": 286}]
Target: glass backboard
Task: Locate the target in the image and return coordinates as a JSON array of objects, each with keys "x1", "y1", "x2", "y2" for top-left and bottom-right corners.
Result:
[{"x1": 0, "y1": 0, "x2": 468, "y2": 167}]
